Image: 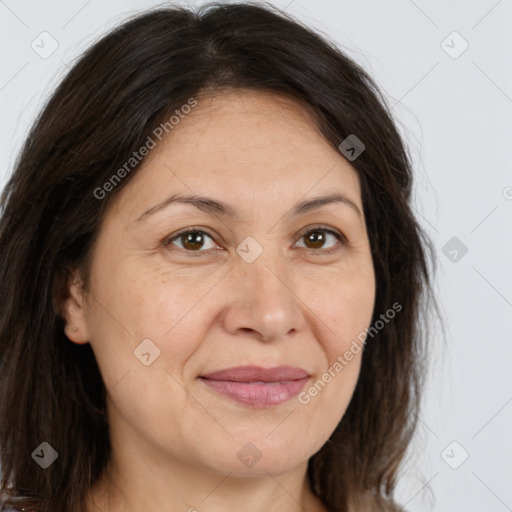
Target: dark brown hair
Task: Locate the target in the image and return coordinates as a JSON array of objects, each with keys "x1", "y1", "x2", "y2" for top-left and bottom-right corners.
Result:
[{"x1": 0, "y1": 2, "x2": 436, "y2": 511}]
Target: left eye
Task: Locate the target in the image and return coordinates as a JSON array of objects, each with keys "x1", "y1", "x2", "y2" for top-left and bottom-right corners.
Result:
[
  {"x1": 164, "y1": 227, "x2": 344, "y2": 254},
  {"x1": 296, "y1": 228, "x2": 343, "y2": 252}
]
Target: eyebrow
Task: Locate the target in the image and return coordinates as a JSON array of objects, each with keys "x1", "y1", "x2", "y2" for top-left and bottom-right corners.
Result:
[{"x1": 136, "y1": 191, "x2": 362, "y2": 223}]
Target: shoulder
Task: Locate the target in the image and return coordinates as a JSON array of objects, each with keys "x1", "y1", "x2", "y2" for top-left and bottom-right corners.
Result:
[
  {"x1": 3, "y1": 509, "x2": 38, "y2": 512},
  {"x1": 0, "y1": 497, "x2": 40, "y2": 512},
  {"x1": 1, "y1": 506, "x2": 38, "y2": 512},
  {"x1": 5, "y1": 509, "x2": 38, "y2": 512}
]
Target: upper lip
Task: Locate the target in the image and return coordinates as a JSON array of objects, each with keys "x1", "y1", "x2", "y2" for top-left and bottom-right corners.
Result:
[{"x1": 200, "y1": 365, "x2": 309, "y2": 383}]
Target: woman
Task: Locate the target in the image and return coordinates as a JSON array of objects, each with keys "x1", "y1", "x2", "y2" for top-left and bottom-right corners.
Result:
[{"x1": 0, "y1": 2, "x2": 435, "y2": 511}]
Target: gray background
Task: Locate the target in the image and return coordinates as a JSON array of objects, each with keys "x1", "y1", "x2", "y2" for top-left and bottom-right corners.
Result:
[{"x1": 1, "y1": 0, "x2": 511, "y2": 510}]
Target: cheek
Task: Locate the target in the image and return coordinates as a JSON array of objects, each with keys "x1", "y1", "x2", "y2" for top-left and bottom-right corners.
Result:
[
  {"x1": 305, "y1": 257, "x2": 376, "y2": 353},
  {"x1": 82, "y1": 266, "x2": 210, "y2": 440},
  {"x1": 85, "y1": 259, "x2": 226, "y2": 386},
  {"x1": 329, "y1": 283, "x2": 375, "y2": 350}
]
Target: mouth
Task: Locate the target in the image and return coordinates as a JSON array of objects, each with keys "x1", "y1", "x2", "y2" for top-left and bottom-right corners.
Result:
[{"x1": 199, "y1": 365, "x2": 310, "y2": 408}]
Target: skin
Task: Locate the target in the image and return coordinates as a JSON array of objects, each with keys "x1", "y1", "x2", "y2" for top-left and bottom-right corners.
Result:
[{"x1": 61, "y1": 89, "x2": 376, "y2": 512}]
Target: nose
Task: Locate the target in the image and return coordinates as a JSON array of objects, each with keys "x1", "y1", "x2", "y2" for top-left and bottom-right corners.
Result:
[{"x1": 221, "y1": 250, "x2": 306, "y2": 343}]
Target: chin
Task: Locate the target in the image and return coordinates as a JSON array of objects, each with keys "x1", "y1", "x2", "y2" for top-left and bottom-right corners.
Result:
[{"x1": 192, "y1": 431, "x2": 319, "y2": 478}]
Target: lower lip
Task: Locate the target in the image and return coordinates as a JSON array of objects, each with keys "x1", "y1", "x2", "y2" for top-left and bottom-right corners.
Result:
[{"x1": 200, "y1": 378, "x2": 309, "y2": 407}]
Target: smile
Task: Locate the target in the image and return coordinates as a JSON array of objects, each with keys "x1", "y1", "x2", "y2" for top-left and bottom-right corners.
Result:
[{"x1": 199, "y1": 365, "x2": 310, "y2": 407}]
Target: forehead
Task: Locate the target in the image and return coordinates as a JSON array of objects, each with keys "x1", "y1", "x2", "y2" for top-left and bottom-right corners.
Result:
[
  {"x1": 112, "y1": 89, "x2": 362, "y2": 220},
  {"x1": 163, "y1": 89, "x2": 335, "y2": 165}
]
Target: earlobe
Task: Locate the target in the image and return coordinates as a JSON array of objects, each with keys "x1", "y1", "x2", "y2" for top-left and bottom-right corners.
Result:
[
  {"x1": 64, "y1": 322, "x2": 89, "y2": 344},
  {"x1": 55, "y1": 268, "x2": 91, "y2": 344}
]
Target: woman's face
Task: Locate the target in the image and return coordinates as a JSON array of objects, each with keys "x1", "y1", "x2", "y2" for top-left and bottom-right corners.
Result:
[{"x1": 64, "y1": 89, "x2": 376, "y2": 478}]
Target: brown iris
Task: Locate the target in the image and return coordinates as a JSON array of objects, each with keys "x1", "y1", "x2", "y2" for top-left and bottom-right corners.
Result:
[
  {"x1": 303, "y1": 230, "x2": 327, "y2": 250},
  {"x1": 180, "y1": 231, "x2": 205, "y2": 251}
]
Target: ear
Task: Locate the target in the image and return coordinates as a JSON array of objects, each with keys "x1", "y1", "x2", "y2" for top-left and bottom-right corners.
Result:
[{"x1": 53, "y1": 266, "x2": 91, "y2": 344}]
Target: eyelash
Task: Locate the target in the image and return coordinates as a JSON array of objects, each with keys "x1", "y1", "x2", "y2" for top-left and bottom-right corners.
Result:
[{"x1": 163, "y1": 225, "x2": 347, "y2": 256}]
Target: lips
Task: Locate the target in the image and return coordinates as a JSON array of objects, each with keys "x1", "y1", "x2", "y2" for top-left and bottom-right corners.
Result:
[
  {"x1": 199, "y1": 365, "x2": 310, "y2": 408},
  {"x1": 201, "y1": 365, "x2": 309, "y2": 382}
]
